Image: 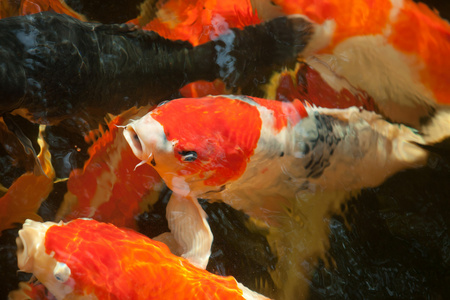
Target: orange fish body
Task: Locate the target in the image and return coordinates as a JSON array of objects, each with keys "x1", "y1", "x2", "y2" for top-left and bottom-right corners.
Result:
[
  {"x1": 124, "y1": 95, "x2": 427, "y2": 298},
  {"x1": 135, "y1": 0, "x2": 262, "y2": 46},
  {"x1": 56, "y1": 109, "x2": 163, "y2": 230},
  {"x1": 15, "y1": 218, "x2": 269, "y2": 300}
]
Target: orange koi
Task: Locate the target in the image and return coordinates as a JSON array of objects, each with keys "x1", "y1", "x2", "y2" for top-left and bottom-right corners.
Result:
[
  {"x1": 123, "y1": 95, "x2": 428, "y2": 298},
  {"x1": 56, "y1": 109, "x2": 163, "y2": 230},
  {"x1": 15, "y1": 218, "x2": 270, "y2": 299}
]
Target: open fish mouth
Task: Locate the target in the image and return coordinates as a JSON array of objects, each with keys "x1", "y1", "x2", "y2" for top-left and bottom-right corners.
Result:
[
  {"x1": 16, "y1": 231, "x2": 28, "y2": 271},
  {"x1": 16, "y1": 219, "x2": 40, "y2": 273},
  {"x1": 16, "y1": 219, "x2": 56, "y2": 273},
  {"x1": 124, "y1": 124, "x2": 145, "y2": 160}
]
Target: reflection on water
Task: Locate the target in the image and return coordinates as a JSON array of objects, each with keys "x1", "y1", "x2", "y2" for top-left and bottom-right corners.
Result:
[{"x1": 0, "y1": 0, "x2": 450, "y2": 299}]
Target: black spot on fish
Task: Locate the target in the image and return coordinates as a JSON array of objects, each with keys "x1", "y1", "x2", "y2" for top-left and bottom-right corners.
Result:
[
  {"x1": 150, "y1": 157, "x2": 156, "y2": 166},
  {"x1": 302, "y1": 114, "x2": 342, "y2": 179},
  {"x1": 280, "y1": 152, "x2": 284, "y2": 157}
]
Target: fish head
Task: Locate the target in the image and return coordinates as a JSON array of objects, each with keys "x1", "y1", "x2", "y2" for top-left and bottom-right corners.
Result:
[
  {"x1": 123, "y1": 96, "x2": 263, "y2": 198},
  {"x1": 16, "y1": 219, "x2": 75, "y2": 299}
]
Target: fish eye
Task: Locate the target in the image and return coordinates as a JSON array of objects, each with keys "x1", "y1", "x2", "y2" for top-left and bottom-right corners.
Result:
[
  {"x1": 179, "y1": 151, "x2": 198, "y2": 162},
  {"x1": 53, "y1": 262, "x2": 71, "y2": 283}
]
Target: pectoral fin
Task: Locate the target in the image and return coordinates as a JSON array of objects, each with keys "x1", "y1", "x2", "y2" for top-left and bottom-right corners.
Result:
[{"x1": 165, "y1": 193, "x2": 213, "y2": 269}]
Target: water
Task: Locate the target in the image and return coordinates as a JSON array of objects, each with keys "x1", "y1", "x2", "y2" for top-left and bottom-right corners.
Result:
[{"x1": 1, "y1": 1, "x2": 450, "y2": 299}]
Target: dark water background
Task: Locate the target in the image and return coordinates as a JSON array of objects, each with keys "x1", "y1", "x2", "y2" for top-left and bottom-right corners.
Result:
[{"x1": 1, "y1": 1, "x2": 450, "y2": 299}]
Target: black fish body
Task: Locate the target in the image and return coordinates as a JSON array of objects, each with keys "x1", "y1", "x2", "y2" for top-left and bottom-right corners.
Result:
[{"x1": 0, "y1": 12, "x2": 312, "y2": 125}]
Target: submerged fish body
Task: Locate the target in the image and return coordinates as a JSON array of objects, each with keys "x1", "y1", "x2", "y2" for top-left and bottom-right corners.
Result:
[
  {"x1": 0, "y1": 11, "x2": 311, "y2": 126},
  {"x1": 15, "y1": 218, "x2": 269, "y2": 300},
  {"x1": 124, "y1": 95, "x2": 428, "y2": 298},
  {"x1": 55, "y1": 108, "x2": 164, "y2": 229}
]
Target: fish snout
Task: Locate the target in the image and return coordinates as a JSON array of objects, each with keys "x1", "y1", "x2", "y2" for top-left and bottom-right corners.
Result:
[
  {"x1": 124, "y1": 124, "x2": 146, "y2": 160},
  {"x1": 123, "y1": 114, "x2": 173, "y2": 162},
  {"x1": 16, "y1": 219, "x2": 56, "y2": 273}
]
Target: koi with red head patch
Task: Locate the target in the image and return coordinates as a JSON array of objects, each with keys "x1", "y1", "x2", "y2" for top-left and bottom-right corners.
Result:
[
  {"x1": 15, "y1": 218, "x2": 270, "y2": 300},
  {"x1": 124, "y1": 95, "x2": 428, "y2": 298}
]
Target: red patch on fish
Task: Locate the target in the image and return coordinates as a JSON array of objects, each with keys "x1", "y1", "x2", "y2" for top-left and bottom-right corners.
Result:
[
  {"x1": 151, "y1": 96, "x2": 262, "y2": 186},
  {"x1": 295, "y1": 64, "x2": 376, "y2": 111},
  {"x1": 271, "y1": 64, "x2": 376, "y2": 112},
  {"x1": 252, "y1": 97, "x2": 308, "y2": 133},
  {"x1": 44, "y1": 219, "x2": 249, "y2": 299}
]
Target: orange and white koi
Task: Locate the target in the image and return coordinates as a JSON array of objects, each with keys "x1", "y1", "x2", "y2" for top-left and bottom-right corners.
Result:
[
  {"x1": 15, "y1": 218, "x2": 270, "y2": 300},
  {"x1": 55, "y1": 108, "x2": 164, "y2": 230},
  {"x1": 270, "y1": 0, "x2": 450, "y2": 131},
  {"x1": 123, "y1": 95, "x2": 427, "y2": 298}
]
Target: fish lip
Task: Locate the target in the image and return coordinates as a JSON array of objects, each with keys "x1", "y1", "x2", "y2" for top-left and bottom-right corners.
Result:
[
  {"x1": 16, "y1": 227, "x2": 31, "y2": 272},
  {"x1": 16, "y1": 219, "x2": 56, "y2": 273},
  {"x1": 123, "y1": 123, "x2": 149, "y2": 161}
]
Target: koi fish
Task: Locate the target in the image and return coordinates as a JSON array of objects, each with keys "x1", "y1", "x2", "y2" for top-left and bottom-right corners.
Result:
[
  {"x1": 136, "y1": 0, "x2": 450, "y2": 132},
  {"x1": 0, "y1": 12, "x2": 310, "y2": 126},
  {"x1": 271, "y1": 0, "x2": 450, "y2": 129},
  {"x1": 15, "y1": 218, "x2": 270, "y2": 300},
  {"x1": 123, "y1": 95, "x2": 428, "y2": 298},
  {"x1": 55, "y1": 108, "x2": 164, "y2": 230}
]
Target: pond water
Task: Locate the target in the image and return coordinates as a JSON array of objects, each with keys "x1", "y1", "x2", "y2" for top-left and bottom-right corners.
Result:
[{"x1": 0, "y1": 1, "x2": 449, "y2": 299}]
